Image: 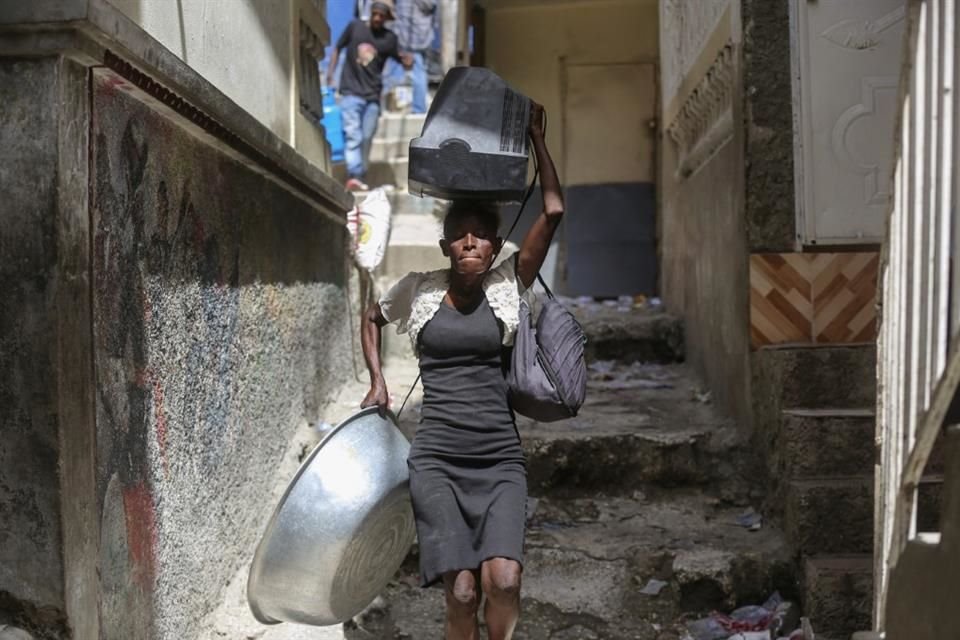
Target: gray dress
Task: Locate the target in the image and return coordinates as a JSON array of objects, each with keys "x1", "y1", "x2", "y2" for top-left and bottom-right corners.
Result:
[{"x1": 408, "y1": 295, "x2": 527, "y2": 587}]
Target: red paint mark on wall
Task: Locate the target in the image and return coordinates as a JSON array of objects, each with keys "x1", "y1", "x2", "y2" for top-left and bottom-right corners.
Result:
[
  {"x1": 151, "y1": 376, "x2": 169, "y2": 472},
  {"x1": 98, "y1": 73, "x2": 128, "y2": 96},
  {"x1": 135, "y1": 368, "x2": 169, "y2": 472},
  {"x1": 122, "y1": 482, "x2": 158, "y2": 590}
]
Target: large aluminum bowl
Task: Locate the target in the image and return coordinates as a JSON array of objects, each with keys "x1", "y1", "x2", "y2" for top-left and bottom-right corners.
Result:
[{"x1": 247, "y1": 407, "x2": 416, "y2": 626}]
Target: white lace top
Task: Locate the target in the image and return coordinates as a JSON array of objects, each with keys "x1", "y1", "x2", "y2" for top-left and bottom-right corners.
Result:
[{"x1": 379, "y1": 257, "x2": 529, "y2": 355}]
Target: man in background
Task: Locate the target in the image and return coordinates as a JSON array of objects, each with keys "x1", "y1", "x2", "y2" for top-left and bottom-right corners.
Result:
[
  {"x1": 328, "y1": 1, "x2": 412, "y2": 191},
  {"x1": 391, "y1": 0, "x2": 438, "y2": 114}
]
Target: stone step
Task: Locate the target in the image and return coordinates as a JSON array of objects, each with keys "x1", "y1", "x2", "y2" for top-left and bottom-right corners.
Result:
[
  {"x1": 366, "y1": 157, "x2": 409, "y2": 190},
  {"x1": 395, "y1": 363, "x2": 749, "y2": 500},
  {"x1": 779, "y1": 409, "x2": 875, "y2": 478},
  {"x1": 374, "y1": 112, "x2": 426, "y2": 140},
  {"x1": 802, "y1": 554, "x2": 873, "y2": 640},
  {"x1": 573, "y1": 306, "x2": 685, "y2": 365},
  {"x1": 526, "y1": 362, "x2": 746, "y2": 498},
  {"x1": 388, "y1": 190, "x2": 440, "y2": 216},
  {"x1": 785, "y1": 475, "x2": 944, "y2": 556},
  {"x1": 370, "y1": 493, "x2": 794, "y2": 639},
  {"x1": 753, "y1": 344, "x2": 876, "y2": 411},
  {"x1": 370, "y1": 136, "x2": 414, "y2": 163},
  {"x1": 785, "y1": 476, "x2": 874, "y2": 556}
]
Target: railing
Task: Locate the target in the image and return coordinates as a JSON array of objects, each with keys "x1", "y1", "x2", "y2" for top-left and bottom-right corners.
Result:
[{"x1": 875, "y1": 0, "x2": 959, "y2": 629}]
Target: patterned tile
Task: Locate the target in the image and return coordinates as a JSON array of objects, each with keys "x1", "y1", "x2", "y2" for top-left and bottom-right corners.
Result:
[{"x1": 750, "y1": 252, "x2": 879, "y2": 348}]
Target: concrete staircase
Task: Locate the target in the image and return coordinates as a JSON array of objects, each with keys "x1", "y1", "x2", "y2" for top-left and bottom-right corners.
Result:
[
  {"x1": 351, "y1": 310, "x2": 796, "y2": 639},
  {"x1": 752, "y1": 344, "x2": 877, "y2": 639},
  {"x1": 752, "y1": 344, "x2": 946, "y2": 639},
  {"x1": 366, "y1": 112, "x2": 424, "y2": 193}
]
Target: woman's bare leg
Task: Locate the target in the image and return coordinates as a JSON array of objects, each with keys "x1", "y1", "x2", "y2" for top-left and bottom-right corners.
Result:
[
  {"x1": 443, "y1": 569, "x2": 481, "y2": 640},
  {"x1": 481, "y1": 558, "x2": 522, "y2": 640}
]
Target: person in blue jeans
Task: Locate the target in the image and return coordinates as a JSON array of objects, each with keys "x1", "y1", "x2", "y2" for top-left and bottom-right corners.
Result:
[
  {"x1": 389, "y1": 0, "x2": 437, "y2": 114},
  {"x1": 328, "y1": 1, "x2": 412, "y2": 191}
]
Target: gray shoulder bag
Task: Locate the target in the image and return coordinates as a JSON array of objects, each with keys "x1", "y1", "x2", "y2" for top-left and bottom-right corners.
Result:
[{"x1": 505, "y1": 257, "x2": 587, "y2": 422}]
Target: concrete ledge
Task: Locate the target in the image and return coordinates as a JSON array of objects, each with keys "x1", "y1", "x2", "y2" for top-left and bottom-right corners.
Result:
[{"x1": 575, "y1": 308, "x2": 685, "y2": 364}]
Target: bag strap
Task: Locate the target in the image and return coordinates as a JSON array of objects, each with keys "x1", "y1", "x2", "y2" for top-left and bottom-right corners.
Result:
[{"x1": 397, "y1": 372, "x2": 421, "y2": 418}]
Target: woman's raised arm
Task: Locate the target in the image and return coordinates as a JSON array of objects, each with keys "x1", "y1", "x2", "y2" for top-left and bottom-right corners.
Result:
[{"x1": 515, "y1": 102, "x2": 565, "y2": 289}]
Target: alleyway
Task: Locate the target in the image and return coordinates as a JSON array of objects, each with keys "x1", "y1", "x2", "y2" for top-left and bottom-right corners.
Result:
[
  {"x1": 203, "y1": 302, "x2": 795, "y2": 640},
  {"x1": 6, "y1": 2, "x2": 959, "y2": 639}
]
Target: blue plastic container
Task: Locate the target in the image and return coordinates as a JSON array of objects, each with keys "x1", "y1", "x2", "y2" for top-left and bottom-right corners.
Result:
[{"x1": 322, "y1": 88, "x2": 345, "y2": 163}]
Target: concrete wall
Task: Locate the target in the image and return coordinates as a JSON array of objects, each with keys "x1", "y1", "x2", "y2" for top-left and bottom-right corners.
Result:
[
  {"x1": 107, "y1": 0, "x2": 293, "y2": 140},
  {"x1": 0, "y1": 49, "x2": 352, "y2": 638},
  {"x1": 483, "y1": 0, "x2": 659, "y2": 181},
  {"x1": 90, "y1": 69, "x2": 352, "y2": 639},
  {"x1": 659, "y1": 0, "x2": 752, "y2": 422},
  {"x1": 742, "y1": 0, "x2": 795, "y2": 252},
  {"x1": 106, "y1": 0, "x2": 332, "y2": 171},
  {"x1": 110, "y1": 0, "x2": 295, "y2": 141},
  {"x1": 0, "y1": 57, "x2": 73, "y2": 639},
  {"x1": 483, "y1": 0, "x2": 659, "y2": 296}
]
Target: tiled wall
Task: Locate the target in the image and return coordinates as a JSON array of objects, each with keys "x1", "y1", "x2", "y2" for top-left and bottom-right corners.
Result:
[{"x1": 750, "y1": 252, "x2": 879, "y2": 348}]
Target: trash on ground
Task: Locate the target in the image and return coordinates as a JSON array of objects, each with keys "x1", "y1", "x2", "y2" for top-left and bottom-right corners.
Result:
[
  {"x1": 693, "y1": 389, "x2": 713, "y2": 404},
  {"x1": 588, "y1": 360, "x2": 677, "y2": 390},
  {"x1": 314, "y1": 421, "x2": 334, "y2": 434},
  {"x1": 588, "y1": 360, "x2": 617, "y2": 376},
  {"x1": 727, "y1": 632, "x2": 771, "y2": 640},
  {"x1": 735, "y1": 507, "x2": 763, "y2": 531},
  {"x1": 600, "y1": 379, "x2": 674, "y2": 390},
  {"x1": 686, "y1": 617, "x2": 730, "y2": 640},
  {"x1": 638, "y1": 578, "x2": 669, "y2": 596},
  {"x1": 685, "y1": 592, "x2": 802, "y2": 640},
  {"x1": 557, "y1": 294, "x2": 664, "y2": 313}
]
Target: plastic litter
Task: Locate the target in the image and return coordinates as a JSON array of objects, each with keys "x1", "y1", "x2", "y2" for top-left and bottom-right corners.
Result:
[
  {"x1": 728, "y1": 632, "x2": 771, "y2": 640},
  {"x1": 686, "y1": 617, "x2": 730, "y2": 640},
  {"x1": 639, "y1": 578, "x2": 669, "y2": 596},
  {"x1": 314, "y1": 421, "x2": 334, "y2": 434},
  {"x1": 588, "y1": 360, "x2": 617, "y2": 376},
  {"x1": 736, "y1": 507, "x2": 764, "y2": 532},
  {"x1": 685, "y1": 592, "x2": 801, "y2": 640},
  {"x1": 693, "y1": 389, "x2": 713, "y2": 404}
]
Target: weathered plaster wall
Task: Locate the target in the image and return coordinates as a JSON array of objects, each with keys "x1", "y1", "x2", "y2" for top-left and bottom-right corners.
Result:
[
  {"x1": 484, "y1": 0, "x2": 659, "y2": 181},
  {"x1": 0, "y1": 57, "x2": 68, "y2": 633},
  {"x1": 660, "y1": 0, "x2": 729, "y2": 105},
  {"x1": 742, "y1": 0, "x2": 795, "y2": 251},
  {"x1": 661, "y1": 140, "x2": 751, "y2": 422},
  {"x1": 1, "y1": 48, "x2": 351, "y2": 639},
  {"x1": 90, "y1": 70, "x2": 352, "y2": 639},
  {"x1": 106, "y1": 0, "x2": 294, "y2": 143},
  {"x1": 0, "y1": 54, "x2": 97, "y2": 640},
  {"x1": 659, "y1": 0, "x2": 752, "y2": 423}
]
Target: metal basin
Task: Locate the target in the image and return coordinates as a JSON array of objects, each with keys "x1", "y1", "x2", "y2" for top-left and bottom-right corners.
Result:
[{"x1": 247, "y1": 408, "x2": 415, "y2": 626}]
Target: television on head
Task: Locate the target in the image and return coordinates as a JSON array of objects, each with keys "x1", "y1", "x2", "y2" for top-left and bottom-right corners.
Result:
[{"x1": 408, "y1": 67, "x2": 531, "y2": 202}]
